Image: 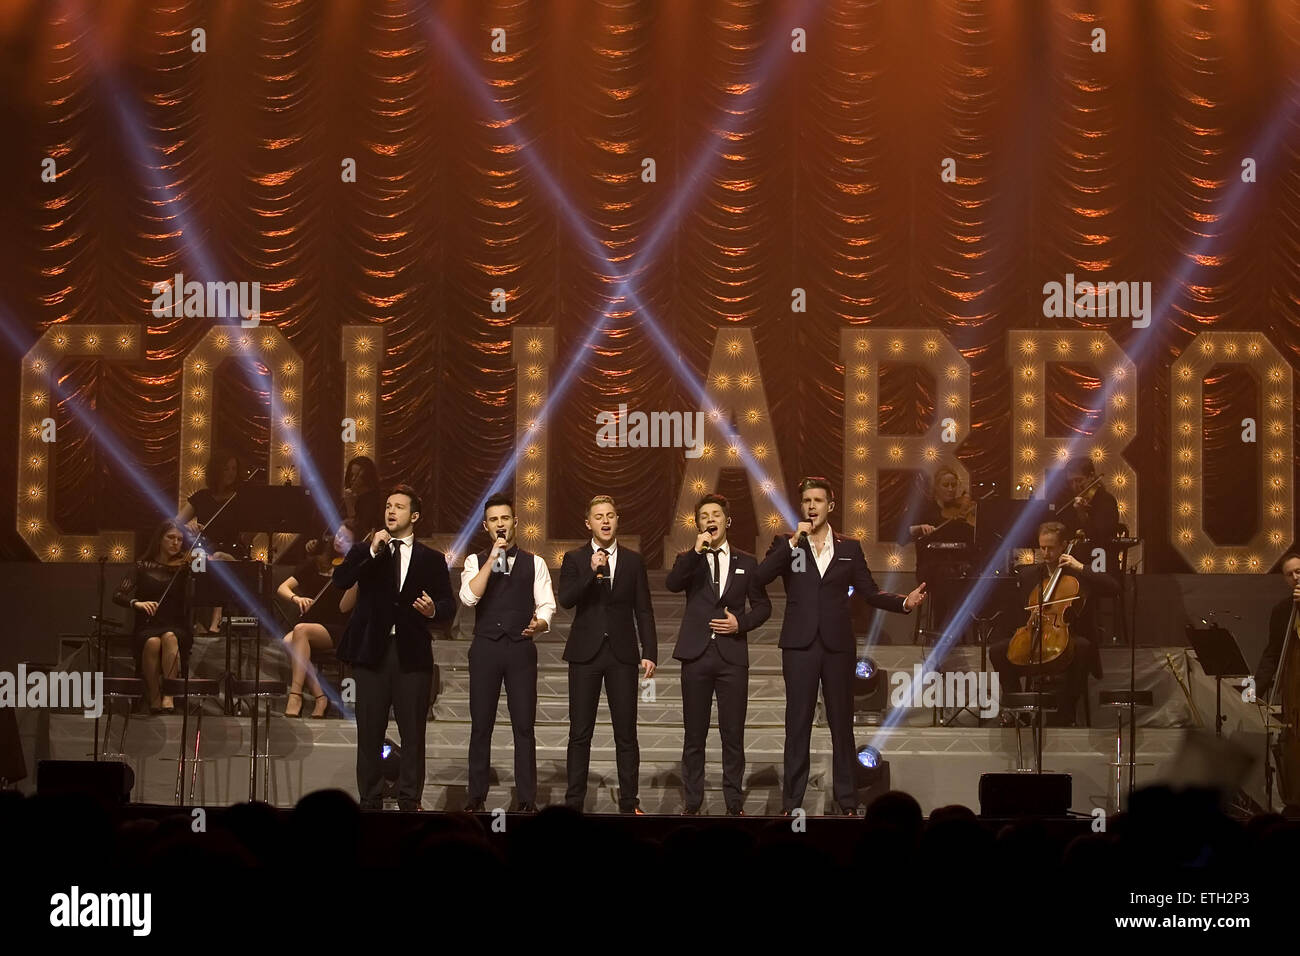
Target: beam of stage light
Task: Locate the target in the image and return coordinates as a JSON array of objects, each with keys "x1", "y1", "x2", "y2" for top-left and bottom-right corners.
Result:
[
  {"x1": 431, "y1": 2, "x2": 820, "y2": 555},
  {"x1": 868, "y1": 98, "x2": 1300, "y2": 745}
]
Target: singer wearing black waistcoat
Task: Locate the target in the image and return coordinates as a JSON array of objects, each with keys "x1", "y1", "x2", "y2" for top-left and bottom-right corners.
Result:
[
  {"x1": 666, "y1": 493, "x2": 771, "y2": 815},
  {"x1": 333, "y1": 485, "x2": 455, "y2": 810},
  {"x1": 558, "y1": 495, "x2": 657, "y2": 813},
  {"x1": 458, "y1": 493, "x2": 556, "y2": 812},
  {"x1": 756, "y1": 477, "x2": 926, "y2": 815}
]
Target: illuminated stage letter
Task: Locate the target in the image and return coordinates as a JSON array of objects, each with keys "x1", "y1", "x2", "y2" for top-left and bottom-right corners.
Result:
[
  {"x1": 1008, "y1": 330, "x2": 1139, "y2": 559},
  {"x1": 17, "y1": 326, "x2": 141, "y2": 562},
  {"x1": 179, "y1": 327, "x2": 304, "y2": 561},
  {"x1": 1169, "y1": 332, "x2": 1293, "y2": 572},
  {"x1": 841, "y1": 329, "x2": 972, "y2": 571},
  {"x1": 341, "y1": 326, "x2": 384, "y2": 473},
  {"x1": 663, "y1": 329, "x2": 788, "y2": 563}
]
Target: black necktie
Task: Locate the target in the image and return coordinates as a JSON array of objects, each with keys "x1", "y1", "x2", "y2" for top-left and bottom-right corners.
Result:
[
  {"x1": 598, "y1": 548, "x2": 610, "y2": 588},
  {"x1": 710, "y1": 548, "x2": 721, "y2": 595},
  {"x1": 391, "y1": 540, "x2": 403, "y2": 594}
]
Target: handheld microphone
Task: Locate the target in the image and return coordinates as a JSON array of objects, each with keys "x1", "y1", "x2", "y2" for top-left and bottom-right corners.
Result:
[{"x1": 492, "y1": 529, "x2": 509, "y2": 574}]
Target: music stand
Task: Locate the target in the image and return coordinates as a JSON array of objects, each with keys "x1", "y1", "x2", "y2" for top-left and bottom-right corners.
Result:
[
  {"x1": 1185, "y1": 625, "x2": 1251, "y2": 738},
  {"x1": 975, "y1": 498, "x2": 1052, "y2": 570}
]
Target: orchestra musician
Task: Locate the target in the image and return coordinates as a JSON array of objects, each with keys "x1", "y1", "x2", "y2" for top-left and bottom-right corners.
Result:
[
  {"x1": 277, "y1": 523, "x2": 358, "y2": 718},
  {"x1": 1256, "y1": 552, "x2": 1300, "y2": 701},
  {"x1": 112, "y1": 520, "x2": 192, "y2": 714},
  {"x1": 175, "y1": 449, "x2": 247, "y2": 634},
  {"x1": 1054, "y1": 457, "x2": 1119, "y2": 567},
  {"x1": 900, "y1": 466, "x2": 975, "y2": 631},
  {"x1": 989, "y1": 521, "x2": 1116, "y2": 726},
  {"x1": 341, "y1": 455, "x2": 385, "y2": 536}
]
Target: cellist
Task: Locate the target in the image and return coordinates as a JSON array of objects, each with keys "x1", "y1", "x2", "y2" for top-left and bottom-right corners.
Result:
[
  {"x1": 989, "y1": 521, "x2": 1118, "y2": 726},
  {"x1": 1256, "y1": 552, "x2": 1300, "y2": 701}
]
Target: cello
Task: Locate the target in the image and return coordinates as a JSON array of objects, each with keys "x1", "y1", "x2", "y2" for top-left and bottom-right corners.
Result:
[{"x1": 1005, "y1": 531, "x2": 1086, "y2": 674}]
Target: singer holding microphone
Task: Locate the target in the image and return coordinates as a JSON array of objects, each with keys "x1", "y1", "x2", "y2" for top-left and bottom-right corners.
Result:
[
  {"x1": 665, "y1": 493, "x2": 770, "y2": 815},
  {"x1": 458, "y1": 493, "x2": 556, "y2": 812},
  {"x1": 558, "y1": 495, "x2": 657, "y2": 813},
  {"x1": 756, "y1": 477, "x2": 926, "y2": 814},
  {"x1": 333, "y1": 485, "x2": 455, "y2": 810}
]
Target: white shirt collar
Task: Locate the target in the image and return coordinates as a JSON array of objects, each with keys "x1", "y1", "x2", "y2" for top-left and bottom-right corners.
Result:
[
  {"x1": 591, "y1": 538, "x2": 617, "y2": 555},
  {"x1": 710, "y1": 539, "x2": 730, "y2": 556},
  {"x1": 392, "y1": 532, "x2": 415, "y2": 547}
]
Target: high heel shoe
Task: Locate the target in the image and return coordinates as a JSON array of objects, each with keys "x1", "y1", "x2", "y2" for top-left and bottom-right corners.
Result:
[
  {"x1": 284, "y1": 690, "x2": 303, "y2": 718},
  {"x1": 310, "y1": 692, "x2": 329, "y2": 719}
]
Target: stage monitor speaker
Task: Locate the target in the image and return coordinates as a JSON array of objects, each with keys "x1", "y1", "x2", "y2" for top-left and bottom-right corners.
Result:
[
  {"x1": 36, "y1": 759, "x2": 134, "y2": 808},
  {"x1": 978, "y1": 771, "x2": 1071, "y2": 817}
]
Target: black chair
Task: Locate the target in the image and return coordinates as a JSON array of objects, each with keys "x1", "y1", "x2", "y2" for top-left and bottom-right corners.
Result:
[{"x1": 227, "y1": 675, "x2": 287, "y2": 801}]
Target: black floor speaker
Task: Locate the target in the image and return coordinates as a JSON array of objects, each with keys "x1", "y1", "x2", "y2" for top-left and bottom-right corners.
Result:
[
  {"x1": 978, "y1": 771, "x2": 1071, "y2": 816},
  {"x1": 36, "y1": 759, "x2": 134, "y2": 808}
]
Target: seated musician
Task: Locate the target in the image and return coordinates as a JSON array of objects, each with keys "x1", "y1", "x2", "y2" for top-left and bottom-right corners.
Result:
[
  {"x1": 175, "y1": 449, "x2": 248, "y2": 634},
  {"x1": 112, "y1": 520, "x2": 192, "y2": 714},
  {"x1": 277, "y1": 522, "x2": 358, "y2": 717},
  {"x1": 1053, "y1": 456, "x2": 1119, "y2": 570},
  {"x1": 341, "y1": 455, "x2": 385, "y2": 537},
  {"x1": 989, "y1": 520, "x2": 1116, "y2": 726},
  {"x1": 1256, "y1": 552, "x2": 1300, "y2": 702},
  {"x1": 900, "y1": 466, "x2": 974, "y2": 630}
]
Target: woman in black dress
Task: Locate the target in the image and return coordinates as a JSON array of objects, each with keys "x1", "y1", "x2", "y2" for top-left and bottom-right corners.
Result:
[
  {"x1": 176, "y1": 449, "x2": 244, "y2": 633},
  {"x1": 341, "y1": 455, "x2": 384, "y2": 537},
  {"x1": 113, "y1": 520, "x2": 191, "y2": 713},
  {"x1": 277, "y1": 523, "x2": 357, "y2": 717}
]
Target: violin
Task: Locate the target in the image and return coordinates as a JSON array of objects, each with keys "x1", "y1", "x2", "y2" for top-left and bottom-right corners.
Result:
[
  {"x1": 1057, "y1": 473, "x2": 1105, "y2": 517},
  {"x1": 1005, "y1": 532, "x2": 1086, "y2": 673}
]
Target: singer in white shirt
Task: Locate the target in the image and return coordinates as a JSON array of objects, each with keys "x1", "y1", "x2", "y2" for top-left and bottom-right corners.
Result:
[{"x1": 457, "y1": 493, "x2": 556, "y2": 812}]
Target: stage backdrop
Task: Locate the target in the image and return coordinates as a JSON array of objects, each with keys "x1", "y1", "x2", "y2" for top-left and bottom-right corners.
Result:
[{"x1": 1, "y1": 0, "x2": 1298, "y2": 572}]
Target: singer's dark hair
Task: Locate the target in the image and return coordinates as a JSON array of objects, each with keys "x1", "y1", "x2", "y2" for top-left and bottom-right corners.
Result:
[
  {"x1": 1280, "y1": 552, "x2": 1300, "y2": 568},
  {"x1": 204, "y1": 449, "x2": 241, "y2": 491},
  {"x1": 694, "y1": 493, "x2": 729, "y2": 523},
  {"x1": 387, "y1": 484, "x2": 422, "y2": 518},
  {"x1": 483, "y1": 493, "x2": 515, "y2": 517},
  {"x1": 797, "y1": 476, "x2": 834, "y2": 502}
]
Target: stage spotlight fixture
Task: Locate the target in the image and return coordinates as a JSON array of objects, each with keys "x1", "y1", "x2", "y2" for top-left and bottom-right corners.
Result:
[
  {"x1": 380, "y1": 738, "x2": 401, "y2": 784},
  {"x1": 853, "y1": 744, "x2": 891, "y2": 808},
  {"x1": 853, "y1": 657, "x2": 888, "y2": 724}
]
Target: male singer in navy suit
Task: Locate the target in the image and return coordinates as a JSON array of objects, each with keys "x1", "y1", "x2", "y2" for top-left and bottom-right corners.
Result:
[
  {"x1": 666, "y1": 493, "x2": 771, "y2": 815},
  {"x1": 333, "y1": 484, "x2": 455, "y2": 810},
  {"x1": 459, "y1": 493, "x2": 556, "y2": 812},
  {"x1": 558, "y1": 495, "x2": 657, "y2": 813},
  {"x1": 757, "y1": 477, "x2": 926, "y2": 814}
]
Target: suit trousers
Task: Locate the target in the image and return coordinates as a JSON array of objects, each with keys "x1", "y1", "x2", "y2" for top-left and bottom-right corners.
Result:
[
  {"x1": 782, "y1": 633, "x2": 857, "y2": 812},
  {"x1": 680, "y1": 640, "x2": 748, "y2": 813},
  {"x1": 352, "y1": 638, "x2": 432, "y2": 809},
  {"x1": 468, "y1": 636, "x2": 538, "y2": 805},
  {"x1": 566, "y1": 639, "x2": 639, "y2": 811}
]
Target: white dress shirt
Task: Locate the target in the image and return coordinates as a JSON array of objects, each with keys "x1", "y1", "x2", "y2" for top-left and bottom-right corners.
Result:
[
  {"x1": 791, "y1": 524, "x2": 835, "y2": 576},
  {"x1": 704, "y1": 539, "x2": 731, "y2": 593},
  {"x1": 459, "y1": 550, "x2": 556, "y2": 625},
  {"x1": 591, "y1": 538, "x2": 618, "y2": 584}
]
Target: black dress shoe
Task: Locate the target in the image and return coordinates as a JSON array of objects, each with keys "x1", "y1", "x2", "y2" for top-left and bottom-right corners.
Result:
[
  {"x1": 398, "y1": 802, "x2": 421, "y2": 812},
  {"x1": 464, "y1": 800, "x2": 486, "y2": 812},
  {"x1": 725, "y1": 808, "x2": 744, "y2": 817},
  {"x1": 517, "y1": 802, "x2": 538, "y2": 813},
  {"x1": 836, "y1": 805, "x2": 859, "y2": 817},
  {"x1": 681, "y1": 806, "x2": 701, "y2": 816},
  {"x1": 621, "y1": 807, "x2": 645, "y2": 815}
]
